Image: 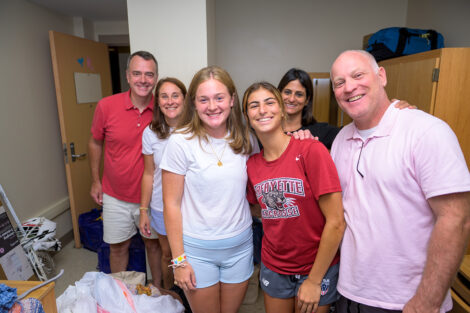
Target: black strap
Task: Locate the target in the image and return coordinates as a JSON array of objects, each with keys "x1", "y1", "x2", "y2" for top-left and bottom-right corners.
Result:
[
  {"x1": 396, "y1": 28, "x2": 409, "y2": 55},
  {"x1": 428, "y1": 29, "x2": 438, "y2": 49},
  {"x1": 398, "y1": 28, "x2": 439, "y2": 53}
]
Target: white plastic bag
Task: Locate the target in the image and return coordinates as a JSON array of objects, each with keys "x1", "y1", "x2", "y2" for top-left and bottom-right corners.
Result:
[
  {"x1": 94, "y1": 272, "x2": 138, "y2": 313},
  {"x1": 133, "y1": 293, "x2": 185, "y2": 313},
  {"x1": 57, "y1": 271, "x2": 185, "y2": 313},
  {"x1": 56, "y1": 284, "x2": 98, "y2": 313}
]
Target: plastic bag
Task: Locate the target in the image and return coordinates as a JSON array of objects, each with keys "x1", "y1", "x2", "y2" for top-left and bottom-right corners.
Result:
[
  {"x1": 94, "y1": 273, "x2": 137, "y2": 313},
  {"x1": 57, "y1": 272, "x2": 184, "y2": 313},
  {"x1": 133, "y1": 293, "x2": 185, "y2": 313},
  {"x1": 56, "y1": 284, "x2": 98, "y2": 313}
]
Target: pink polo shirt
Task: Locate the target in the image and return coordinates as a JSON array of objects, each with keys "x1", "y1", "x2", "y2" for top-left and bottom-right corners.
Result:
[
  {"x1": 331, "y1": 104, "x2": 470, "y2": 311},
  {"x1": 91, "y1": 91, "x2": 154, "y2": 203}
]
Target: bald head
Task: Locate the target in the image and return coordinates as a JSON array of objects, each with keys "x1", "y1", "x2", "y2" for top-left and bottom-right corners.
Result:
[
  {"x1": 331, "y1": 50, "x2": 379, "y2": 85},
  {"x1": 330, "y1": 50, "x2": 390, "y2": 130}
]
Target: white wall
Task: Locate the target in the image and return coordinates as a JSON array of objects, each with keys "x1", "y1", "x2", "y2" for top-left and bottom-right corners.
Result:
[
  {"x1": 127, "y1": 0, "x2": 211, "y2": 87},
  {"x1": 215, "y1": 0, "x2": 408, "y2": 94},
  {"x1": 406, "y1": 0, "x2": 470, "y2": 47},
  {"x1": 73, "y1": 17, "x2": 95, "y2": 40},
  {"x1": 0, "y1": 0, "x2": 73, "y2": 237},
  {"x1": 206, "y1": 0, "x2": 216, "y2": 66},
  {"x1": 94, "y1": 20, "x2": 129, "y2": 42}
]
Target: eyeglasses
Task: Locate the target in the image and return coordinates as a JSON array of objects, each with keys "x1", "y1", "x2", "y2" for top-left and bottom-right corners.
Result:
[{"x1": 356, "y1": 142, "x2": 365, "y2": 178}]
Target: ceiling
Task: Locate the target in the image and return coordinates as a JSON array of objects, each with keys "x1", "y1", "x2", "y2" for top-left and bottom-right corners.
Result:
[{"x1": 28, "y1": 0, "x2": 128, "y2": 21}]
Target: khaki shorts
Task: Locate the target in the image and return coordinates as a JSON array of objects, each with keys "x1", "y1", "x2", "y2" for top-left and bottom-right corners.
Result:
[{"x1": 102, "y1": 193, "x2": 158, "y2": 244}]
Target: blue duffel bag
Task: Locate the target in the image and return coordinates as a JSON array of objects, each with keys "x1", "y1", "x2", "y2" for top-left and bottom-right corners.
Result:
[{"x1": 366, "y1": 27, "x2": 444, "y2": 61}]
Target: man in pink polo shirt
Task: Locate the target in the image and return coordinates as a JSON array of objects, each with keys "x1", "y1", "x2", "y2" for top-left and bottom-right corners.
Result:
[
  {"x1": 330, "y1": 50, "x2": 470, "y2": 313},
  {"x1": 88, "y1": 51, "x2": 161, "y2": 282}
]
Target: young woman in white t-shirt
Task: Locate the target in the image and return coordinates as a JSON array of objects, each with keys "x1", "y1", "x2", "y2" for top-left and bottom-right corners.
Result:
[
  {"x1": 139, "y1": 77, "x2": 186, "y2": 289},
  {"x1": 160, "y1": 66, "x2": 256, "y2": 313}
]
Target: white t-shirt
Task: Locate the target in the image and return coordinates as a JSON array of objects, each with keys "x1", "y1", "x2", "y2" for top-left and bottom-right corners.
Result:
[
  {"x1": 142, "y1": 126, "x2": 170, "y2": 213},
  {"x1": 160, "y1": 132, "x2": 256, "y2": 240}
]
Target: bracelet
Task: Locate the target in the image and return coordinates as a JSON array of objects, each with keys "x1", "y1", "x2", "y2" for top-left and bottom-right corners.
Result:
[
  {"x1": 139, "y1": 207, "x2": 148, "y2": 211},
  {"x1": 168, "y1": 262, "x2": 187, "y2": 269},
  {"x1": 168, "y1": 253, "x2": 187, "y2": 269}
]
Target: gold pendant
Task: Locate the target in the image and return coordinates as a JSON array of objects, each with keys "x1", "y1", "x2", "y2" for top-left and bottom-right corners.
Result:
[{"x1": 217, "y1": 161, "x2": 223, "y2": 167}]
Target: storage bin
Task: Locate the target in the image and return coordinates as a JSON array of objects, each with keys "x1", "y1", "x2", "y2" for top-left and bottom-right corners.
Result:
[
  {"x1": 97, "y1": 233, "x2": 147, "y2": 274},
  {"x1": 78, "y1": 208, "x2": 103, "y2": 252}
]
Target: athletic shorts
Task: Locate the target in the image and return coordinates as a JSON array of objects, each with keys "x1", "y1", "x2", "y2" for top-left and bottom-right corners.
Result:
[
  {"x1": 150, "y1": 209, "x2": 166, "y2": 236},
  {"x1": 102, "y1": 193, "x2": 158, "y2": 244},
  {"x1": 183, "y1": 227, "x2": 254, "y2": 289},
  {"x1": 260, "y1": 262, "x2": 339, "y2": 305}
]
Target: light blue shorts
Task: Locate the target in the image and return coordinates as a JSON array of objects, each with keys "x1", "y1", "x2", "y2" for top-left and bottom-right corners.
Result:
[
  {"x1": 150, "y1": 210, "x2": 166, "y2": 236},
  {"x1": 183, "y1": 227, "x2": 254, "y2": 288}
]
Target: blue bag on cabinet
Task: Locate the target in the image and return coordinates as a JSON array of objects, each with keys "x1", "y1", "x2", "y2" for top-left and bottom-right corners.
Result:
[{"x1": 366, "y1": 27, "x2": 444, "y2": 61}]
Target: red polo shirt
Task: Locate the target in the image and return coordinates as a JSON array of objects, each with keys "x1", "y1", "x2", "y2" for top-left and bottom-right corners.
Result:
[{"x1": 91, "y1": 90, "x2": 154, "y2": 203}]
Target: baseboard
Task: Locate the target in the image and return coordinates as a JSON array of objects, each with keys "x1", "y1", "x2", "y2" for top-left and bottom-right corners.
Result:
[
  {"x1": 32, "y1": 196, "x2": 70, "y2": 220},
  {"x1": 59, "y1": 229, "x2": 74, "y2": 247}
]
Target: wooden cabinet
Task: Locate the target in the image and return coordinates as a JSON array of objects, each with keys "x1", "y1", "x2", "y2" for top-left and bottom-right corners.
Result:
[
  {"x1": 308, "y1": 72, "x2": 339, "y2": 126},
  {"x1": 379, "y1": 48, "x2": 470, "y2": 168},
  {"x1": 0, "y1": 280, "x2": 57, "y2": 313},
  {"x1": 450, "y1": 255, "x2": 470, "y2": 312}
]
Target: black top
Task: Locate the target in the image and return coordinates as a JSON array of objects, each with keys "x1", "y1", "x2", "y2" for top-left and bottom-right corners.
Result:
[
  {"x1": 298, "y1": 122, "x2": 341, "y2": 150},
  {"x1": 256, "y1": 122, "x2": 341, "y2": 151}
]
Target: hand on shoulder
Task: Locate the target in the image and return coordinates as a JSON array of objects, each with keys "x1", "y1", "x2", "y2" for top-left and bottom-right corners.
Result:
[{"x1": 287, "y1": 129, "x2": 318, "y2": 141}]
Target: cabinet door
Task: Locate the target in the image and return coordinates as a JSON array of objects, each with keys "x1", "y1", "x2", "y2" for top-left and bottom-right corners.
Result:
[
  {"x1": 433, "y1": 48, "x2": 470, "y2": 169},
  {"x1": 312, "y1": 78, "x2": 332, "y2": 123},
  {"x1": 381, "y1": 57, "x2": 440, "y2": 114}
]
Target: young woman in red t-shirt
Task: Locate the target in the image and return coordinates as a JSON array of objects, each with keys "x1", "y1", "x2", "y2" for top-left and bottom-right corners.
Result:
[{"x1": 242, "y1": 81, "x2": 346, "y2": 313}]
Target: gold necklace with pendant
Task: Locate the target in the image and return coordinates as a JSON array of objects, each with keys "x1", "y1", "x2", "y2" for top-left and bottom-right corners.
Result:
[{"x1": 208, "y1": 139, "x2": 227, "y2": 167}]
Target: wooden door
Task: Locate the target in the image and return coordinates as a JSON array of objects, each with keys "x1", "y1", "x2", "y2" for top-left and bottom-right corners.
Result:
[
  {"x1": 380, "y1": 55, "x2": 440, "y2": 114},
  {"x1": 49, "y1": 31, "x2": 112, "y2": 248},
  {"x1": 309, "y1": 73, "x2": 331, "y2": 123},
  {"x1": 312, "y1": 78, "x2": 331, "y2": 123},
  {"x1": 433, "y1": 48, "x2": 470, "y2": 169}
]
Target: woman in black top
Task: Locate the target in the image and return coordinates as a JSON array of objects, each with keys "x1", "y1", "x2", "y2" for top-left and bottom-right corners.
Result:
[{"x1": 278, "y1": 68, "x2": 340, "y2": 149}]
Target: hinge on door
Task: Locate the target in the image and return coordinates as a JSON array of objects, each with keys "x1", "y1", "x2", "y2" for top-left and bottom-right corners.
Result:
[
  {"x1": 63, "y1": 143, "x2": 68, "y2": 164},
  {"x1": 432, "y1": 68, "x2": 440, "y2": 82}
]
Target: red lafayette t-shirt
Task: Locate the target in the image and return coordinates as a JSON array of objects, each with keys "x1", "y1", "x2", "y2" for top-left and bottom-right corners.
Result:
[
  {"x1": 91, "y1": 91, "x2": 154, "y2": 203},
  {"x1": 247, "y1": 137, "x2": 341, "y2": 275}
]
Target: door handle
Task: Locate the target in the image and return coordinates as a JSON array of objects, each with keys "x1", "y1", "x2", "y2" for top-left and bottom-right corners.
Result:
[{"x1": 70, "y1": 142, "x2": 87, "y2": 162}]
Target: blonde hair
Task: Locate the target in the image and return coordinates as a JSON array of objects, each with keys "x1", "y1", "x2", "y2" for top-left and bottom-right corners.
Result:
[{"x1": 176, "y1": 66, "x2": 252, "y2": 155}]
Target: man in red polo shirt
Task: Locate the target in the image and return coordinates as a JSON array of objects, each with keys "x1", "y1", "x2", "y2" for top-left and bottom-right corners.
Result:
[{"x1": 88, "y1": 51, "x2": 161, "y2": 283}]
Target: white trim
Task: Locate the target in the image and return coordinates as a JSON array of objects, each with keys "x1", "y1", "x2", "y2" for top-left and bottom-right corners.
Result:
[{"x1": 32, "y1": 197, "x2": 70, "y2": 220}]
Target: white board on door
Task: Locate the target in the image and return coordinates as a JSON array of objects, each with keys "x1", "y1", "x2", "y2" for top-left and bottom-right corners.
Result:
[{"x1": 74, "y1": 72, "x2": 102, "y2": 104}]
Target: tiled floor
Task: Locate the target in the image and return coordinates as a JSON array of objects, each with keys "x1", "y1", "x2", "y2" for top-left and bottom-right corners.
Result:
[{"x1": 53, "y1": 240, "x2": 265, "y2": 312}]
